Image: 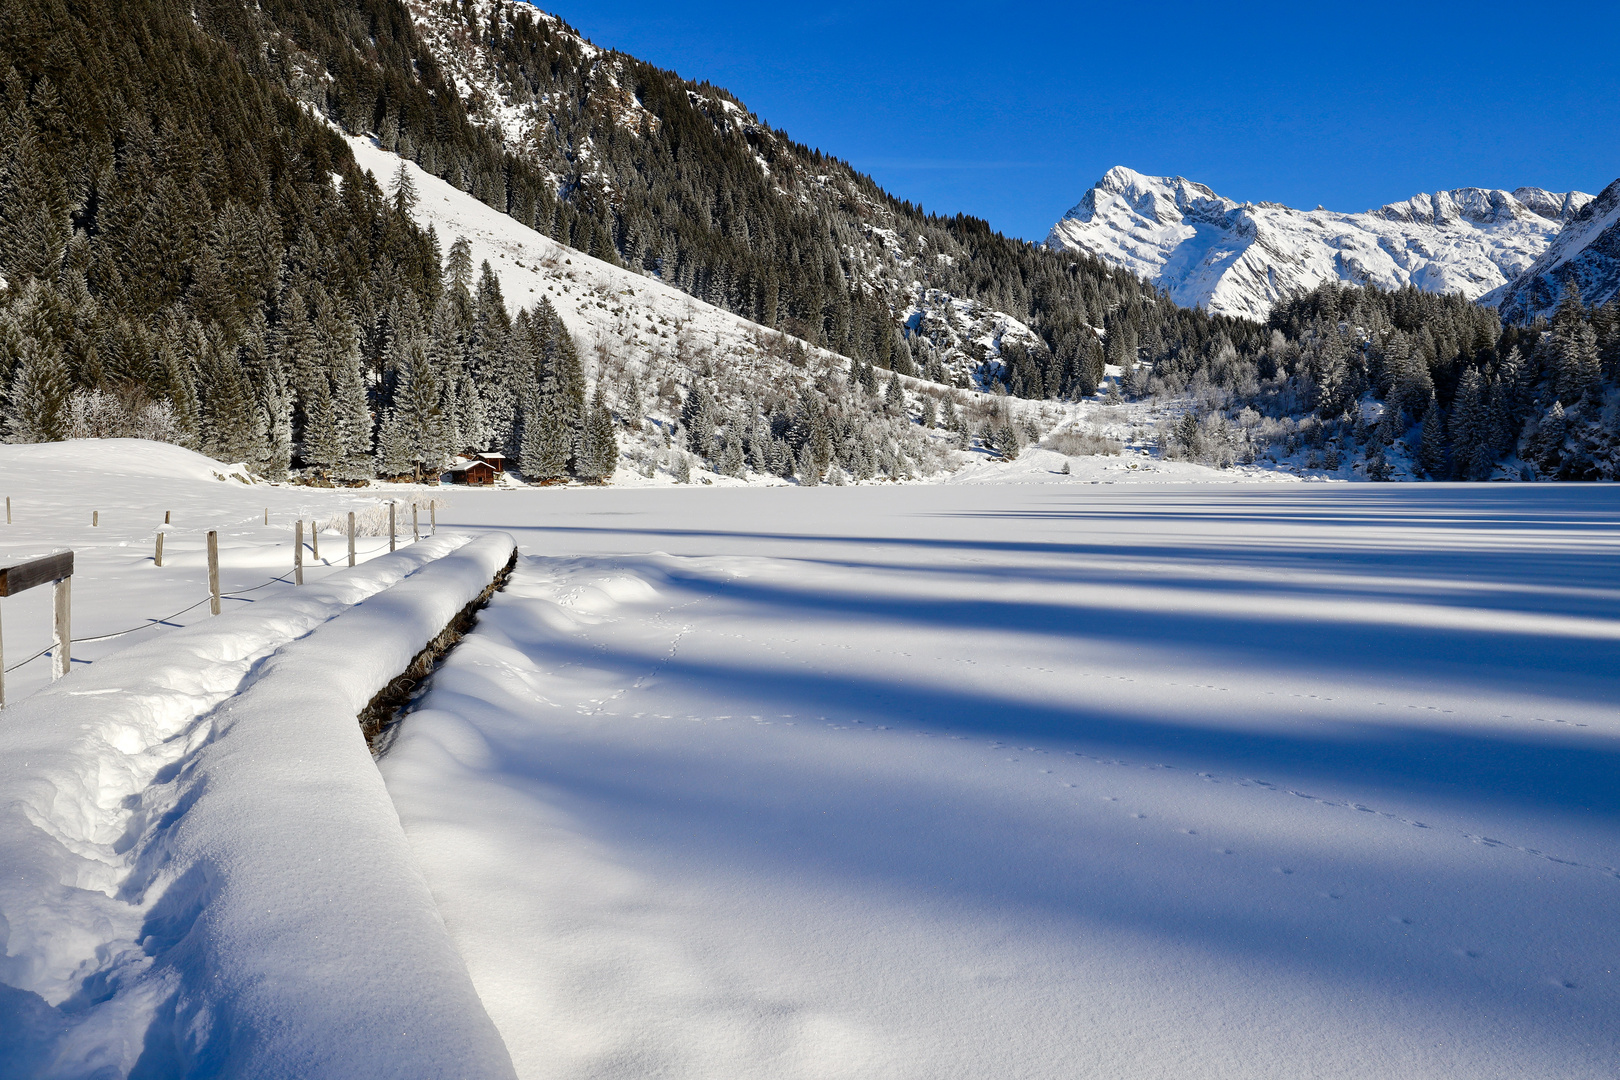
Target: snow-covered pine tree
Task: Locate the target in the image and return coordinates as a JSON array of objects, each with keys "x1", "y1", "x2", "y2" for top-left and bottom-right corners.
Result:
[
  {"x1": 1418, "y1": 395, "x2": 1448, "y2": 478},
  {"x1": 576, "y1": 386, "x2": 619, "y2": 482},
  {"x1": 391, "y1": 161, "x2": 419, "y2": 218},
  {"x1": 446, "y1": 236, "x2": 475, "y2": 297},
  {"x1": 884, "y1": 376, "x2": 905, "y2": 412},
  {"x1": 720, "y1": 434, "x2": 745, "y2": 477},
  {"x1": 1553, "y1": 320, "x2": 1601, "y2": 405},
  {"x1": 796, "y1": 441, "x2": 820, "y2": 486},
  {"x1": 300, "y1": 377, "x2": 343, "y2": 478},
  {"x1": 1448, "y1": 368, "x2": 1490, "y2": 480},
  {"x1": 2, "y1": 326, "x2": 71, "y2": 442},
  {"x1": 0, "y1": 124, "x2": 68, "y2": 285},
  {"x1": 260, "y1": 357, "x2": 293, "y2": 482},
  {"x1": 374, "y1": 408, "x2": 411, "y2": 479},
  {"x1": 682, "y1": 384, "x2": 717, "y2": 458},
  {"x1": 329, "y1": 327, "x2": 374, "y2": 480},
  {"x1": 388, "y1": 333, "x2": 451, "y2": 481},
  {"x1": 520, "y1": 375, "x2": 572, "y2": 482}
]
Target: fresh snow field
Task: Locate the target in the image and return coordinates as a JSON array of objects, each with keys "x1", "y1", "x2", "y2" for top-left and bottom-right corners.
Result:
[
  {"x1": 1, "y1": 442, "x2": 1617, "y2": 1078},
  {"x1": 388, "y1": 483, "x2": 1619, "y2": 1080}
]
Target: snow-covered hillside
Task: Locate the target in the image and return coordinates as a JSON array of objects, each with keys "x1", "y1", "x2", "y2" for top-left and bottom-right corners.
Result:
[
  {"x1": 392, "y1": 0, "x2": 1093, "y2": 388},
  {"x1": 348, "y1": 136, "x2": 1288, "y2": 487},
  {"x1": 1487, "y1": 177, "x2": 1620, "y2": 321},
  {"x1": 1045, "y1": 167, "x2": 1591, "y2": 321}
]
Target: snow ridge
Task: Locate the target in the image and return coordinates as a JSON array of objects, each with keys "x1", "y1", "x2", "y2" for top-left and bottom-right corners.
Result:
[{"x1": 1046, "y1": 167, "x2": 1592, "y2": 321}]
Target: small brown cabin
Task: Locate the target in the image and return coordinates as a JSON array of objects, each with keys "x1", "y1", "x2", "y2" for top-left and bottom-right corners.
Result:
[{"x1": 445, "y1": 452, "x2": 504, "y2": 486}]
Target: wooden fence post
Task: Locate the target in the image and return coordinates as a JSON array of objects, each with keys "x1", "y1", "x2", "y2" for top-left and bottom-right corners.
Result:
[
  {"x1": 155, "y1": 530, "x2": 164, "y2": 567},
  {"x1": 413, "y1": 503, "x2": 420, "y2": 542},
  {"x1": 208, "y1": 531, "x2": 220, "y2": 615},
  {"x1": 430, "y1": 503, "x2": 436, "y2": 534},
  {"x1": 0, "y1": 552, "x2": 77, "y2": 702},
  {"x1": 389, "y1": 502, "x2": 397, "y2": 552},
  {"x1": 348, "y1": 512, "x2": 356, "y2": 567},
  {"x1": 165, "y1": 510, "x2": 171, "y2": 525},
  {"x1": 311, "y1": 521, "x2": 320, "y2": 561},
  {"x1": 6, "y1": 496, "x2": 10, "y2": 524},
  {"x1": 52, "y1": 576, "x2": 70, "y2": 680},
  {"x1": 92, "y1": 510, "x2": 98, "y2": 527},
  {"x1": 295, "y1": 521, "x2": 304, "y2": 585}
]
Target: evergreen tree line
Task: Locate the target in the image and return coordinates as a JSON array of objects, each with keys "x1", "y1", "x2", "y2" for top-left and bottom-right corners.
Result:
[
  {"x1": 1156, "y1": 280, "x2": 1620, "y2": 480},
  {"x1": 0, "y1": 0, "x2": 613, "y2": 482},
  {"x1": 662, "y1": 365, "x2": 973, "y2": 486}
]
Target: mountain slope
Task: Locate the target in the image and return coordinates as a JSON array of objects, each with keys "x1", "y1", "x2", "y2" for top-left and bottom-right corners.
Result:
[
  {"x1": 1045, "y1": 167, "x2": 1590, "y2": 321},
  {"x1": 1486, "y1": 178, "x2": 1620, "y2": 322},
  {"x1": 307, "y1": 0, "x2": 1269, "y2": 394}
]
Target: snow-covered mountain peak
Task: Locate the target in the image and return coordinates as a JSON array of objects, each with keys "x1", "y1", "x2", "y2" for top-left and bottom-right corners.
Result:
[
  {"x1": 1064, "y1": 167, "x2": 1229, "y2": 228},
  {"x1": 1047, "y1": 169, "x2": 1592, "y2": 321}
]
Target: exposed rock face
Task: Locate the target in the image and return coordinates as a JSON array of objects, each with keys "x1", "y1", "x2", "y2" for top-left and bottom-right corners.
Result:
[
  {"x1": 1045, "y1": 167, "x2": 1591, "y2": 321},
  {"x1": 1485, "y1": 178, "x2": 1620, "y2": 322}
]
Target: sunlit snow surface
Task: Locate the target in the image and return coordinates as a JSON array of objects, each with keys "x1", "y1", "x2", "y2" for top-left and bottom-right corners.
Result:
[{"x1": 384, "y1": 484, "x2": 1620, "y2": 1080}]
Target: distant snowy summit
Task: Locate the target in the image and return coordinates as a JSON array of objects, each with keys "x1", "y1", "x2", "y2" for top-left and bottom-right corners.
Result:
[{"x1": 1044, "y1": 166, "x2": 1592, "y2": 321}]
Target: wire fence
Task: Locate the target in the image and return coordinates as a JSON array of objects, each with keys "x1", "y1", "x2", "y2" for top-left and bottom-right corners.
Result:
[
  {"x1": 1, "y1": 497, "x2": 446, "y2": 676},
  {"x1": 0, "y1": 570, "x2": 307, "y2": 674}
]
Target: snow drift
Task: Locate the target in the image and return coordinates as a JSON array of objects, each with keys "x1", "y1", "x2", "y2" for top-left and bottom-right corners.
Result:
[{"x1": 0, "y1": 532, "x2": 519, "y2": 1079}]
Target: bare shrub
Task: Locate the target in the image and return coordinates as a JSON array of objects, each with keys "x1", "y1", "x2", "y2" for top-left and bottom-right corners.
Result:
[{"x1": 1042, "y1": 428, "x2": 1122, "y2": 457}]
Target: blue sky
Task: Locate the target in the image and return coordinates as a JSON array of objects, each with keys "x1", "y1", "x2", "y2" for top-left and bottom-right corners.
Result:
[{"x1": 546, "y1": 1, "x2": 1620, "y2": 242}]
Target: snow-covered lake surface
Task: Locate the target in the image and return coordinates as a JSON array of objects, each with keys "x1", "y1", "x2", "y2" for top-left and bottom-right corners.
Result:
[
  {"x1": 385, "y1": 483, "x2": 1620, "y2": 1079},
  {"x1": 2, "y1": 444, "x2": 1617, "y2": 1078}
]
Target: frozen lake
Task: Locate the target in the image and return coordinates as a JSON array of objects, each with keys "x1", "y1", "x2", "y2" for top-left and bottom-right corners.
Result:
[{"x1": 383, "y1": 483, "x2": 1620, "y2": 1079}]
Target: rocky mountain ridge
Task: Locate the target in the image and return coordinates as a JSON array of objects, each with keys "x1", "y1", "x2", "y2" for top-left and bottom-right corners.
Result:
[
  {"x1": 1045, "y1": 166, "x2": 1592, "y2": 321},
  {"x1": 1486, "y1": 178, "x2": 1620, "y2": 322}
]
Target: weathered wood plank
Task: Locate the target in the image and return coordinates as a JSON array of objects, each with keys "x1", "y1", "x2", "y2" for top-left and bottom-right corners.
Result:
[{"x1": 0, "y1": 551, "x2": 74, "y2": 597}]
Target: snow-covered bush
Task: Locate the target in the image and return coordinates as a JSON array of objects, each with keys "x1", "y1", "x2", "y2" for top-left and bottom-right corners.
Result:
[{"x1": 317, "y1": 496, "x2": 448, "y2": 536}]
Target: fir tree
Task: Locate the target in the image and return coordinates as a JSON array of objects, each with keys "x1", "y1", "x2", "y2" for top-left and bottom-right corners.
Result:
[
  {"x1": 1553, "y1": 320, "x2": 1601, "y2": 404},
  {"x1": 388, "y1": 334, "x2": 451, "y2": 480},
  {"x1": 391, "y1": 161, "x2": 420, "y2": 218},
  {"x1": 0, "y1": 123, "x2": 68, "y2": 285},
  {"x1": 1418, "y1": 395, "x2": 1448, "y2": 478},
  {"x1": 682, "y1": 384, "x2": 717, "y2": 458},
  {"x1": 301, "y1": 377, "x2": 344, "y2": 476},
  {"x1": 576, "y1": 386, "x2": 619, "y2": 481},
  {"x1": 1448, "y1": 368, "x2": 1490, "y2": 480},
  {"x1": 2, "y1": 332, "x2": 71, "y2": 442},
  {"x1": 520, "y1": 379, "x2": 571, "y2": 481},
  {"x1": 796, "y1": 441, "x2": 820, "y2": 486}
]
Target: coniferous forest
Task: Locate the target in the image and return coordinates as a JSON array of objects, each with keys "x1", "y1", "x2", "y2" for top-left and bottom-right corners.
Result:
[
  {"x1": 0, "y1": 0, "x2": 611, "y2": 483},
  {"x1": 1, "y1": 0, "x2": 1617, "y2": 481}
]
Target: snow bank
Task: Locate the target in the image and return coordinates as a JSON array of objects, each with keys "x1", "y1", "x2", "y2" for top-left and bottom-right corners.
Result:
[
  {"x1": 0, "y1": 438, "x2": 259, "y2": 485},
  {"x1": 0, "y1": 533, "x2": 519, "y2": 1078}
]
